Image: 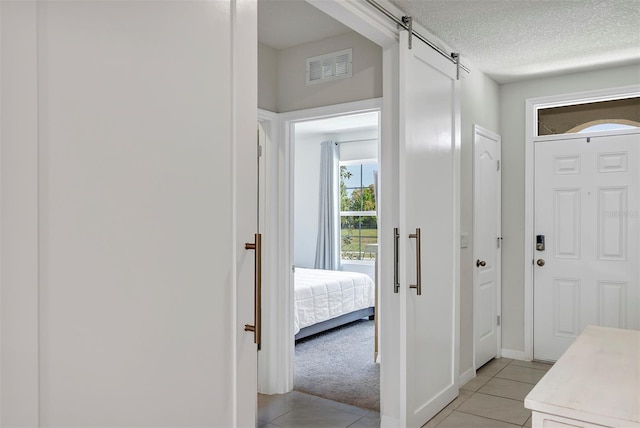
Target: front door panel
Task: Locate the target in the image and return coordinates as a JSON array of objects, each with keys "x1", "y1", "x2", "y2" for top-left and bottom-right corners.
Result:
[{"x1": 534, "y1": 133, "x2": 639, "y2": 361}]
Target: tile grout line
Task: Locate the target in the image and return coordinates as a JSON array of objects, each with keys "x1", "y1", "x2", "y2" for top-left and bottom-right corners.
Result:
[
  {"x1": 472, "y1": 390, "x2": 530, "y2": 402},
  {"x1": 450, "y1": 409, "x2": 527, "y2": 428},
  {"x1": 433, "y1": 359, "x2": 536, "y2": 428},
  {"x1": 261, "y1": 358, "x2": 549, "y2": 428}
]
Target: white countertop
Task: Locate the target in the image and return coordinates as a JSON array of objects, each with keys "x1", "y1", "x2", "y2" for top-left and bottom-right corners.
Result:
[{"x1": 525, "y1": 326, "x2": 640, "y2": 427}]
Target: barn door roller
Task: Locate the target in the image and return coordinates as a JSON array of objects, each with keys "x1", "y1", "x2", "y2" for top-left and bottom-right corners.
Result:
[
  {"x1": 402, "y1": 16, "x2": 413, "y2": 50},
  {"x1": 363, "y1": 0, "x2": 470, "y2": 79}
]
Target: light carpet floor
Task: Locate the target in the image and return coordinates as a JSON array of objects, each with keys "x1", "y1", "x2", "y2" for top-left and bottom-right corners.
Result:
[{"x1": 294, "y1": 319, "x2": 380, "y2": 411}]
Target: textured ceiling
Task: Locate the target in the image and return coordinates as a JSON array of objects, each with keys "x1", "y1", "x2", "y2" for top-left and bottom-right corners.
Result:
[
  {"x1": 389, "y1": 0, "x2": 640, "y2": 83},
  {"x1": 258, "y1": 0, "x2": 640, "y2": 83}
]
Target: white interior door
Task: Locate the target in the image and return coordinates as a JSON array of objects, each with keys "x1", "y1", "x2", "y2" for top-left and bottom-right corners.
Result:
[
  {"x1": 534, "y1": 132, "x2": 640, "y2": 361},
  {"x1": 1, "y1": 1, "x2": 258, "y2": 426},
  {"x1": 473, "y1": 126, "x2": 501, "y2": 369},
  {"x1": 398, "y1": 30, "x2": 460, "y2": 427}
]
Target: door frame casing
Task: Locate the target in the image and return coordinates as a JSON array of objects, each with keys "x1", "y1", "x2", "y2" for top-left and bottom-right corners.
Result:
[
  {"x1": 523, "y1": 84, "x2": 640, "y2": 361},
  {"x1": 278, "y1": 98, "x2": 383, "y2": 388},
  {"x1": 257, "y1": 109, "x2": 291, "y2": 394},
  {"x1": 472, "y1": 125, "x2": 502, "y2": 370},
  {"x1": 257, "y1": 99, "x2": 383, "y2": 395}
]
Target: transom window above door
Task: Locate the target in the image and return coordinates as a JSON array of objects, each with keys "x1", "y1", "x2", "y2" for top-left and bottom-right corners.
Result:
[{"x1": 537, "y1": 96, "x2": 640, "y2": 136}]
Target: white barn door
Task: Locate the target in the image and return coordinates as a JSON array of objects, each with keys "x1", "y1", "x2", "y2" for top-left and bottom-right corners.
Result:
[
  {"x1": 534, "y1": 132, "x2": 640, "y2": 361},
  {"x1": 398, "y1": 30, "x2": 460, "y2": 427},
  {"x1": 1, "y1": 1, "x2": 258, "y2": 426}
]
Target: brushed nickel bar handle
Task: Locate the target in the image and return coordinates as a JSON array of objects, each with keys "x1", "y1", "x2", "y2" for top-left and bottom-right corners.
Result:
[
  {"x1": 409, "y1": 228, "x2": 421, "y2": 295},
  {"x1": 394, "y1": 227, "x2": 400, "y2": 293},
  {"x1": 244, "y1": 233, "x2": 262, "y2": 349}
]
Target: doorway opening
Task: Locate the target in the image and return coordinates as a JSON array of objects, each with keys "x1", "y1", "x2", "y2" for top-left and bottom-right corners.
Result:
[
  {"x1": 291, "y1": 110, "x2": 381, "y2": 410},
  {"x1": 257, "y1": 0, "x2": 386, "y2": 413}
]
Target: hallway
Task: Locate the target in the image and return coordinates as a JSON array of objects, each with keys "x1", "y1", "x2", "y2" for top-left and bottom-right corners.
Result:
[{"x1": 258, "y1": 357, "x2": 553, "y2": 427}]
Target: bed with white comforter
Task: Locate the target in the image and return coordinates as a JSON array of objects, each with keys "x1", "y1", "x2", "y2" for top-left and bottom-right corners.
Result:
[{"x1": 294, "y1": 267, "x2": 376, "y2": 338}]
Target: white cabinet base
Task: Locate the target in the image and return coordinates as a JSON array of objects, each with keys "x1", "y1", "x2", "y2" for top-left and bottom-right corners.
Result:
[
  {"x1": 525, "y1": 326, "x2": 639, "y2": 428},
  {"x1": 532, "y1": 411, "x2": 627, "y2": 428}
]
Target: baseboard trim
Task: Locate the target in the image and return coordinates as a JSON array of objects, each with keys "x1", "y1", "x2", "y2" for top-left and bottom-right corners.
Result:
[
  {"x1": 381, "y1": 415, "x2": 400, "y2": 428},
  {"x1": 459, "y1": 367, "x2": 475, "y2": 387},
  {"x1": 501, "y1": 348, "x2": 529, "y2": 361}
]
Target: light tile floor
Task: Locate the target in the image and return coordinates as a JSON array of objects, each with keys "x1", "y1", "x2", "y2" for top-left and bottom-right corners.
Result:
[{"x1": 258, "y1": 358, "x2": 553, "y2": 428}]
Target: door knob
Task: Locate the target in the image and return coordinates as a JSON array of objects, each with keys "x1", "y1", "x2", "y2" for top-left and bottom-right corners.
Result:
[
  {"x1": 476, "y1": 259, "x2": 486, "y2": 267},
  {"x1": 536, "y1": 259, "x2": 545, "y2": 267}
]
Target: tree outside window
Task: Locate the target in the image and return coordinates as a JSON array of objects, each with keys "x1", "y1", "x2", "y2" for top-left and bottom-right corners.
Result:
[{"x1": 340, "y1": 161, "x2": 377, "y2": 261}]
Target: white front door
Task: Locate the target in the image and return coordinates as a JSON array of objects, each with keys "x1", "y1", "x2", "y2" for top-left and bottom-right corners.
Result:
[
  {"x1": 473, "y1": 126, "x2": 501, "y2": 369},
  {"x1": 398, "y1": 30, "x2": 460, "y2": 427},
  {"x1": 534, "y1": 132, "x2": 640, "y2": 361},
  {"x1": 1, "y1": 1, "x2": 258, "y2": 426}
]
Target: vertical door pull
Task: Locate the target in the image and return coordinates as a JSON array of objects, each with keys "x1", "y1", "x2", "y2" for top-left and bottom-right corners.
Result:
[
  {"x1": 394, "y1": 227, "x2": 400, "y2": 293},
  {"x1": 409, "y1": 228, "x2": 421, "y2": 295},
  {"x1": 244, "y1": 233, "x2": 262, "y2": 349}
]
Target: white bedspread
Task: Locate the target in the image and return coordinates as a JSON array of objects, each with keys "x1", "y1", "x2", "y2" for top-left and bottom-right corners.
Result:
[{"x1": 294, "y1": 268, "x2": 375, "y2": 335}]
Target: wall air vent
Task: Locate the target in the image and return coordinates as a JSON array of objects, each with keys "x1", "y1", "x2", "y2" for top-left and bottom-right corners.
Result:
[{"x1": 306, "y1": 48, "x2": 352, "y2": 85}]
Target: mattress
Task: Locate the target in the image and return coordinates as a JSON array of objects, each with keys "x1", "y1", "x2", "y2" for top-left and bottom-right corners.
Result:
[{"x1": 294, "y1": 268, "x2": 376, "y2": 335}]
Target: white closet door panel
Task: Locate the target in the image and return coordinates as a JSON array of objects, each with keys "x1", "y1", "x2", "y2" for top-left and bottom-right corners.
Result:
[
  {"x1": 473, "y1": 126, "x2": 501, "y2": 369},
  {"x1": 34, "y1": 2, "x2": 249, "y2": 426},
  {"x1": 0, "y1": 2, "x2": 40, "y2": 425}
]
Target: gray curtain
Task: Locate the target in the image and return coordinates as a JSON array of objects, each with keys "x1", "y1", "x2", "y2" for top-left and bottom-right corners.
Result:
[
  {"x1": 373, "y1": 170, "x2": 379, "y2": 216},
  {"x1": 314, "y1": 141, "x2": 340, "y2": 270}
]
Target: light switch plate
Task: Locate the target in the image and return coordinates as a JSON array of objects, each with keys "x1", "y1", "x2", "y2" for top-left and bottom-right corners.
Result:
[{"x1": 460, "y1": 232, "x2": 469, "y2": 248}]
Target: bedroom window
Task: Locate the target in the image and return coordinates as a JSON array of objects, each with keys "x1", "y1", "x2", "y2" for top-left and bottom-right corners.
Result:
[{"x1": 340, "y1": 160, "x2": 377, "y2": 261}]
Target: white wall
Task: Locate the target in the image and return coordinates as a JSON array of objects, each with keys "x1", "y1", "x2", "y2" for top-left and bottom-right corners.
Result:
[
  {"x1": 340, "y1": 261, "x2": 375, "y2": 281},
  {"x1": 499, "y1": 63, "x2": 640, "y2": 353},
  {"x1": 293, "y1": 134, "x2": 322, "y2": 268},
  {"x1": 339, "y1": 135, "x2": 378, "y2": 161},
  {"x1": 460, "y1": 67, "x2": 501, "y2": 374},
  {"x1": 277, "y1": 32, "x2": 382, "y2": 113},
  {"x1": 258, "y1": 42, "x2": 278, "y2": 112}
]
